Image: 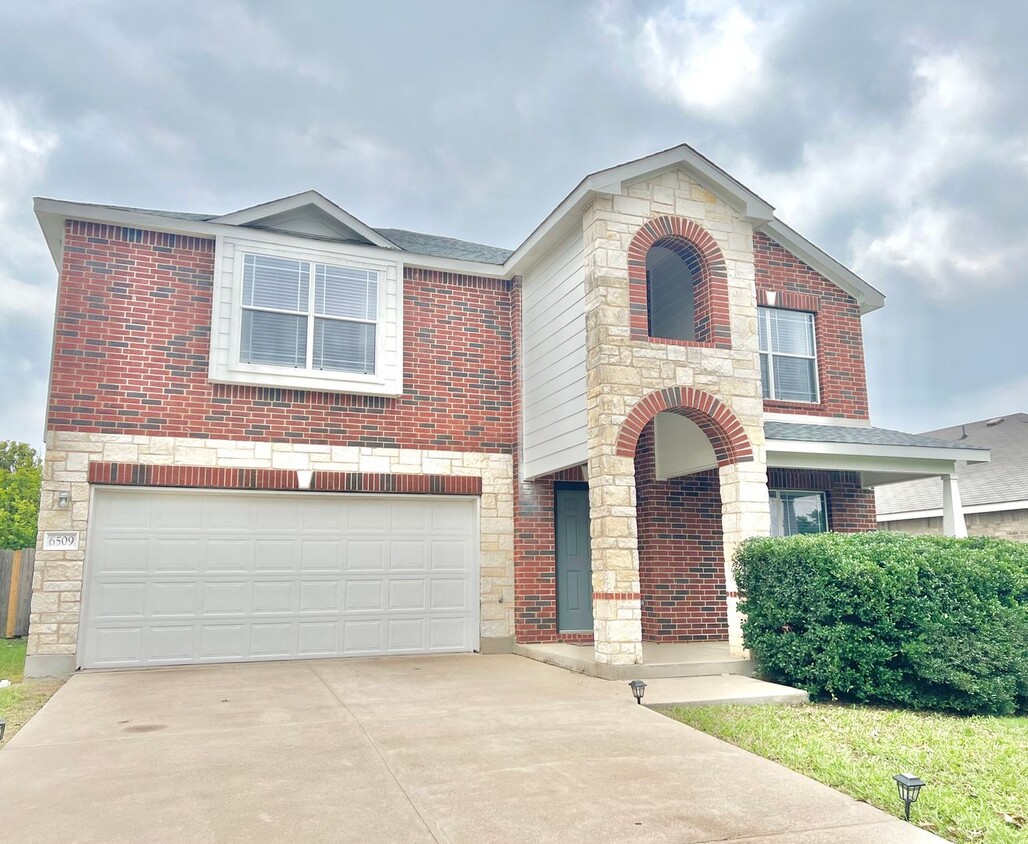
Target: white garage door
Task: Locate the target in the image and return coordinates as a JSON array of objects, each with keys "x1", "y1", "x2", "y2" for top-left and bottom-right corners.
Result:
[{"x1": 81, "y1": 488, "x2": 478, "y2": 668}]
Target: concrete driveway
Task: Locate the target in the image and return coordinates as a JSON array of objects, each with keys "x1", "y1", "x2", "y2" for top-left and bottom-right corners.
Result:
[{"x1": 0, "y1": 654, "x2": 942, "y2": 844}]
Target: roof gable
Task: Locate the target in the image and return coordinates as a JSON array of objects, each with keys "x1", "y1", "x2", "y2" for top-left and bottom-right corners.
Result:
[{"x1": 211, "y1": 190, "x2": 397, "y2": 249}]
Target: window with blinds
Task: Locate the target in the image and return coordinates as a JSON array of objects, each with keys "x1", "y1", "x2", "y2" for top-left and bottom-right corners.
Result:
[
  {"x1": 757, "y1": 307, "x2": 818, "y2": 403},
  {"x1": 240, "y1": 253, "x2": 378, "y2": 374}
]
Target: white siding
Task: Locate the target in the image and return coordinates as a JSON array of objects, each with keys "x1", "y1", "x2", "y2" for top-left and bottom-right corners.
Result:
[{"x1": 522, "y1": 228, "x2": 588, "y2": 478}]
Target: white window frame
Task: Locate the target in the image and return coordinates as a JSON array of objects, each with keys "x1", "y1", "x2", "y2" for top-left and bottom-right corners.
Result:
[
  {"x1": 239, "y1": 254, "x2": 378, "y2": 375},
  {"x1": 209, "y1": 233, "x2": 404, "y2": 396},
  {"x1": 770, "y1": 489, "x2": 828, "y2": 536},
  {"x1": 758, "y1": 307, "x2": 820, "y2": 404}
]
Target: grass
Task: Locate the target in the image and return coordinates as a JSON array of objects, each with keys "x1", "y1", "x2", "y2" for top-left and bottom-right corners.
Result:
[
  {"x1": 667, "y1": 703, "x2": 1028, "y2": 844},
  {"x1": 0, "y1": 638, "x2": 64, "y2": 748}
]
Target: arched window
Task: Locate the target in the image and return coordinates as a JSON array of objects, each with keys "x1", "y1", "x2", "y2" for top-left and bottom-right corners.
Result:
[{"x1": 646, "y1": 238, "x2": 704, "y2": 342}]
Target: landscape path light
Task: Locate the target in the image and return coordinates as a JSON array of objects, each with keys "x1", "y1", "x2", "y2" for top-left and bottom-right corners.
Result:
[
  {"x1": 893, "y1": 773, "x2": 925, "y2": 822},
  {"x1": 629, "y1": 679, "x2": 647, "y2": 705}
]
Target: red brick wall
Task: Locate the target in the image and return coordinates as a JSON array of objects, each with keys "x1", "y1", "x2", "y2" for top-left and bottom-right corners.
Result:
[
  {"x1": 754, "y1": 232, "x2": 869, "y2": 420},
  {"x1": 513, "y1": 467, "x2": 587, "y2": 644},
  {"x1": 768, "y1": 468, "x2": 877, "y2": 531},
  {"x1": 635, "y1": 423, "x2": 728, "y2": 642},
  {"x1": 48, "y1": 221, "x2": 514, "y2": 451}
]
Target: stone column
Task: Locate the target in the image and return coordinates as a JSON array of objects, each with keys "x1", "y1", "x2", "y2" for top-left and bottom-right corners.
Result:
[
  {"x1": 587, "y1": 453, "x2": 643, "y2": 666},
  {"x1": 941, "y1": 473, "x2": 968, "y2": 538},
  {"x1": 719, "y1": 458, "x2": 771, "y2": 656}
]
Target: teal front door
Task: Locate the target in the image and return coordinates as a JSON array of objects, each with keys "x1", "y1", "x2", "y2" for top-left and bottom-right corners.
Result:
[{"x1": 556, "y1": 487, "x2": 593, "y2": 631}]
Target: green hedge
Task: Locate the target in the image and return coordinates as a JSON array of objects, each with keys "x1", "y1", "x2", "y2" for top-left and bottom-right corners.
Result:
[{"x1": 735, "y1": 532, "x2": 1028, "y2": 715}]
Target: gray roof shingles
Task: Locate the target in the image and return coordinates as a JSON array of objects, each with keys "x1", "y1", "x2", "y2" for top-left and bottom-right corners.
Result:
[
  {"x1": 374, "y1": 228, "x2": 512, "y2": 265},
  {"x1": 76, "y1": 203, "x2": 514, "y2": 265},
  {"x1": 764, "y1": 421, "x2": 989, "y2": 451},
  {"x1": 875, "y1": 413, "x2": 1028, "y2": 515}
]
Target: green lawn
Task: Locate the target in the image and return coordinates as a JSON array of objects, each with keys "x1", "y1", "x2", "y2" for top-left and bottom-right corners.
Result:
[
  {"x1": 0, "y1": 638, "x2": 64, "y2": 747},
  {"x1": 667, "y1": 703, "x2": 1028, "y2": 844}
]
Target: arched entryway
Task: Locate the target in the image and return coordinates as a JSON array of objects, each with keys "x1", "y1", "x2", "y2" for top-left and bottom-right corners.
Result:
[{"x1": 588, "y1": 386, "x2": 764, "y2": 666}]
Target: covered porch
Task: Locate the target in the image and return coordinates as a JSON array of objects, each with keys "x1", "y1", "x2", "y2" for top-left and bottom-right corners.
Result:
[
  {"x1": 515, "y1": 399, "x2": 991, "y2": 675},
  {"x1": 764, "y1": 420, "x2": 991, "y2": 539}
]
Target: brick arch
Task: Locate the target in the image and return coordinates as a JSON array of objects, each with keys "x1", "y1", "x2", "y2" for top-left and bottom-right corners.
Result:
[
  {"x1": 627, "y1": 215, "x2": 732, "y2": 349},
  {"x1": 616, "y1": 386, "x2": 753, "y2": 466}
]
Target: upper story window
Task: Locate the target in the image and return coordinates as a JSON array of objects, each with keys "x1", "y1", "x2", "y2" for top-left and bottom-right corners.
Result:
[
  {"x1": 770, "y1": 490, "x2": 827, "y2": 536},
  {"x1": 240, "y1": 254, "x2": 378, "y2": 374},
  {"x1": 646, "y1": 241, "x2": 701, "y2": 342},
  {"x1": 758, "y1": 307, "x2": 819, "y2": 403},
  {"x1": 209, "y1": 235, "x2": 403, "y2": 396}
]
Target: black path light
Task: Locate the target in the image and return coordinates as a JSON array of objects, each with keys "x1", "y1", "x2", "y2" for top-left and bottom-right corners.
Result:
[
  {"x1": 629, "y1": 679, "x2": 647, "y2": 704},
  {"x1": 0, "y1": 719, "x2": 6, "y2": 742},
  {"x1": 893, "y1": 773, "x2": 926, "y2": 822}
]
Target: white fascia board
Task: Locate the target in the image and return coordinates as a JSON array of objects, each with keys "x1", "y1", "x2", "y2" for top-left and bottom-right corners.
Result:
[
  {"x1": 504, "y1": 144, "x2": 776, "y2": 278},
  {"x1": 34, "y1": 198, "x2": 215, "y2": 271},
  {"x1": 211, "y1": 190, "x2": 398, "y2": 250},
  {"x1": 879, "y1": 499, "x2": 1028, "y2": 522},
  {"x1": 764, "y1": 412, "x2": 871, "y2": 428},
  {"x1": 766, "y1": 438, "x2": 989, "y2": 465},
  {"x1": 767, "y1": 449, "x2": 961, "y2": 477},
  {"x1": 33, "y1": 197, "x2": 510, "y2": 279},
  {"x1": 759, "y1": 219, "x2": 885, "y2": 314}
]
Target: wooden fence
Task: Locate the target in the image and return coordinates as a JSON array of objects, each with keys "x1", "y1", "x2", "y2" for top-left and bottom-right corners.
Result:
[{"x1": 1, "y1": 548, "x2": 35, "y2": 638}]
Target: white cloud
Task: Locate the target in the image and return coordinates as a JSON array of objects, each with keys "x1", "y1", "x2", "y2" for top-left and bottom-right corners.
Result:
[
  {"x1": 0, "y1": 99, "x2": 58, "y2": 321},
  {"x1": 724, "y1": 49, "x2": 1028, "y2": 297},
  {"x1": 600, "y1": 0, "x2": 792, "y2": 120}
]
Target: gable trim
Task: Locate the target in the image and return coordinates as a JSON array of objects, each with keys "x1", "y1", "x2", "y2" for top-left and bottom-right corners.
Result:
[
  {"x1": 759, "y1": 219, "x2": 885, "y2": 315},
  {"x1": 211, "y1": 190, "x2": 398, "y2": 250}
]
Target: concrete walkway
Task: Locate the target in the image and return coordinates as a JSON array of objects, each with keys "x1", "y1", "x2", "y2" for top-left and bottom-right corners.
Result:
[{"x1": 0, "y1": 654, "x2": 944, "y2": 843}]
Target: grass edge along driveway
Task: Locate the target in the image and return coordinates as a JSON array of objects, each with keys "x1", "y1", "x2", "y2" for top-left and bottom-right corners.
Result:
[
  {"x1": 0, "y1": 638, "x2": 64, "y2": 748},
  {"x1": 666, "y1": 702, "x2": 1028, "y2": 844}
]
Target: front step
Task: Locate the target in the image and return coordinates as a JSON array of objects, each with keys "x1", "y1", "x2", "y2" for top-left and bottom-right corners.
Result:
[
  {"x1": 643, "y1": 674, "x2": 809, "y2": 707},
  {"x1": 512, "y1": 641, "x2": 756, "y2": 681}
]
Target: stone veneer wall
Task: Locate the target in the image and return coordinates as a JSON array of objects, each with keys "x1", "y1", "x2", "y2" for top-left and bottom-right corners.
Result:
[
  {"x1": 635, "y1": 423, "x2": 727, "y2": 642},
  {"x1": 583, "y1": 170, "x2": 771, "y2": 664},
  {"x1": 29, "y1": 430, "x2": 514, "y2": 665}
]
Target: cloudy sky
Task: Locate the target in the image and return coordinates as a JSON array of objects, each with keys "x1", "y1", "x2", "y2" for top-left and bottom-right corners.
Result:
[{"x1": 1, "y1": 0, "x2": 1026, "y2": 452}]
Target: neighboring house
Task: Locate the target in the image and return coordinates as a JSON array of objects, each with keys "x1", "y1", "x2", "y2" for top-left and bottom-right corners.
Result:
[
  {"x1": 877, "y1": 414, "x2": 1028, "y2": 539},
  {"x1": 26, "y1": 144, "x2": 989, "y2": 678}
]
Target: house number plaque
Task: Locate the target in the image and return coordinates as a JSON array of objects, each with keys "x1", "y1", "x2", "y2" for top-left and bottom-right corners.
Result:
[{"x1": 43, "y1": 531, "x2": 80, "y2": 551}]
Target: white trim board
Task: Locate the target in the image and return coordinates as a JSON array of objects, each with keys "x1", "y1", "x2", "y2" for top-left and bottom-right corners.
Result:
[
  {"x1": 766, "y1": 439, "x2": 989, "y2": 465},
  {"x1": 878, "y1": 499, "x2": 1028, "y2": 522}
]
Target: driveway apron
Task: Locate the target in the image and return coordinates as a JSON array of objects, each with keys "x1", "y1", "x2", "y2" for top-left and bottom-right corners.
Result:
[{"x1": 0, "y1": 654, "x2": 944, "y2": 843}]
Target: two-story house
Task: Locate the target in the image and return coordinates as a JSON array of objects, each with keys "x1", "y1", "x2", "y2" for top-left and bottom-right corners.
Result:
[{"x1": 27, "y1": 144, "x2": 988, "y2": 679}]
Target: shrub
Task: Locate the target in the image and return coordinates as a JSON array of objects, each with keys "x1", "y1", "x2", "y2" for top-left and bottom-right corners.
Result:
[{"x1": 735, "y1": 532, "x2": 1028, "y2": 715}]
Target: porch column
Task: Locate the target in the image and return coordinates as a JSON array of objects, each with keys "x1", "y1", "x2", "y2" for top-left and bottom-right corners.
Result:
[
  {"x1": 718, "y1": 460, "x2": 771, "y2": 656},
  {"x1": 941, "y1": 473, "x2": 968, "y2": 538},
  {"x1": 588, "y1": 453, "x2": 643, "y2": 666}
]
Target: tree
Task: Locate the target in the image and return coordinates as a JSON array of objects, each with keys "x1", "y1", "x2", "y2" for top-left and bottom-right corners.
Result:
[{"x1": 0, "y1": 441, "x2": 42, "y2": 550}]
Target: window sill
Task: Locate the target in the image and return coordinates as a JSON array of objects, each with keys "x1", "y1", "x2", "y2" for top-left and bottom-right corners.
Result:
[
  {"x1": 636, "y1": 335, "x2": 733, "y2": 350},
  {"x1": 210, "y1": 365, "x2": 403, "y2": 397}
]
